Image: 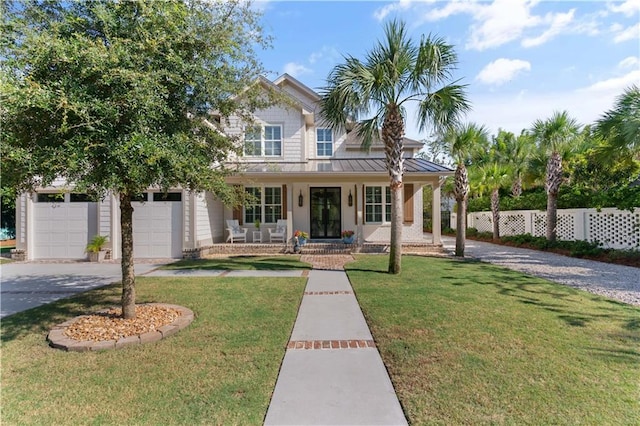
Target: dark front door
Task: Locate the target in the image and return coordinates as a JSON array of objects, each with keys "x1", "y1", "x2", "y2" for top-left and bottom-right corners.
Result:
[{"x1": 310, "y1": 187, "x2": 341, "y2": 239}]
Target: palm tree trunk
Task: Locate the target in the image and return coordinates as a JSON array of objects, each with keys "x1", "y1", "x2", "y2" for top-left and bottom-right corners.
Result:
[
  {"x1": 511, "y1": 176, "x2": 522, "y2": 197},
  {"x1": 453, "y1": 164, "x2": 469, "y2": 257},
  {"x1": 120, "y1": 193, "x2": 136, "y2": 319},
  {"x1": 455, "y1": 197, "x2": 466, "y2": 256},
  {"x1": 491, "y1": 188, "x2": 500, "y2": 241},
  {"x1": 389, "y1": 183, "x2": 403, "y2": 274},
  {"x1": 382, "y1": 105, "x2": 404, "y2": 274},
  {"x1": 545, "y1": 152, "x2": 562, "y2": 242}
]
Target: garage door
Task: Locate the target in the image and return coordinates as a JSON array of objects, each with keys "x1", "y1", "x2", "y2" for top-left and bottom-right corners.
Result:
[
  {"x1": 33, "y1": 195, "x2": 97, "y2": 259},
  {"x1": 133, "y1": 193, "x2": 183, "y2": 258}
]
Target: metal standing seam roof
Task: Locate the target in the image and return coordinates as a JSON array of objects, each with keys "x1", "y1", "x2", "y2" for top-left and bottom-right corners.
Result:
[{"x1": 225, "y1": 158, "x2": 453, "y2": 175}]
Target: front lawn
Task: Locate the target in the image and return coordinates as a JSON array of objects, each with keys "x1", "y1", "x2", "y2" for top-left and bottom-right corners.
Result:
[
  {"x1": 1, "y1": 276, "x2": 305, "y2": 424},
  {"x1": 164, "y1": 255, "x2": 311, "y2": 271},
  {"x1": 346, "y1": 255, "x2": 640, "y2": 425}
]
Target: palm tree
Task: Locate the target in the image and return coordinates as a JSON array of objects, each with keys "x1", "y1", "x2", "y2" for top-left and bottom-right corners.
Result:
[
  {"x1": 444, "y1": 123, "x2": 489, "y2": 256},
  {"x1": 531, "y1": 111, "x2": 580, "y2": 241},
  {"x1": 596, "y1": 85, "x2": 640, "y2": 159},
  {"x1": 477, "y1": 162, "x2": 511, "y2": 241},
  {"x1": 493, "y1": 129, "x2": 533, "y2": 197},
  {"x1": 319, "y1": 20, "x2": 470, "y2": 273}
]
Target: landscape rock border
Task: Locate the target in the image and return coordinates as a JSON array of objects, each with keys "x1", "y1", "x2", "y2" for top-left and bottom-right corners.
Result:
[{"x1": 47, "y1": 303, "x2": 194, "y2": 352}]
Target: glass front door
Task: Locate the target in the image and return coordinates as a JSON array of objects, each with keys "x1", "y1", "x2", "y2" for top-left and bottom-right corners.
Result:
[{"x1": 310, "y1": 187, "x2": 341, "y2": 239}]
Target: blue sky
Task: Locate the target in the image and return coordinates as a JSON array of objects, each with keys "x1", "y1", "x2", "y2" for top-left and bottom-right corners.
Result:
[{"x1": 254, "y1": 0, "x2": 639, "y2": 140}]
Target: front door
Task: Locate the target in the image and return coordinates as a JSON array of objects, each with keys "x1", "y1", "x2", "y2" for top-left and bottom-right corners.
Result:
[{"x1": 310, "y1": 187, "x2": 341, "y2": 239}]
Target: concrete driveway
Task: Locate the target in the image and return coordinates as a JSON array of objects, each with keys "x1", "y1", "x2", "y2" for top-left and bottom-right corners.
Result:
[{"x1": 0, "y1": 262, "x2": 165, "y2": 318}]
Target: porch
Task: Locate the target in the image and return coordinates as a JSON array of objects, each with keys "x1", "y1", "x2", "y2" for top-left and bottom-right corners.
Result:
[{"x1": 183, "y1": 238, "x2": 446, "y2": 259}]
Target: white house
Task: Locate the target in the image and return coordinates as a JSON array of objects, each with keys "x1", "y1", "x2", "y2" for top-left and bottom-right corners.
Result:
[{"x1": 14, "y1": 74, "x2": 453, "y2": 260}]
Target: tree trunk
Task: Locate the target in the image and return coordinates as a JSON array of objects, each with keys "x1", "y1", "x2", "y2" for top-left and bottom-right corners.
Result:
[
  {"x1": 491, "y1": 188, "x2": 500, "y2": 241},
  {"x1": 511, "y1": 176, "x2": 522, "y2": 197},
  {"x1": 545, "y1": 152, "x2": 562, "y2": 242},
  {"x1": 120, "y1": 193, "x2": 136, "y2": 319},
  {"x1": 389, "y1": 182, "x2": 403, "y2": 274},
  {"x1": 453, "y1": 164, "x2": 469, "y2": 257},
  {"x1": 546, "y1": 190, "x2": 558, "y2": 242},
  {"x1": 455, "y1": 196, "x2": 466, "y2": 257},
  {"x1": 382, "y1": 104, "x2": 404, "y2": 274}
]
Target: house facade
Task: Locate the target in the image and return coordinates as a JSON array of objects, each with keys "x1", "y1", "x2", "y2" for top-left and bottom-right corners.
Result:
[{"x1": 14, "y1": 74, "x2": 452, "y2": 260}]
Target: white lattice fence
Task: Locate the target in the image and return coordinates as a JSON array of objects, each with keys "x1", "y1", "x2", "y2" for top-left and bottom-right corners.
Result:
[
  {"x1": 587, "y1": 211, "x2": 640, "y2": 248},
  {"x1": 453, "y1": 208, "x2": 640, "y2": 249}
]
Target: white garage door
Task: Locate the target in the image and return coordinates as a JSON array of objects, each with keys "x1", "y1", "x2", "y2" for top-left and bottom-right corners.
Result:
[
  {"x1": 33, "y1": 196, "x2": 97, "y2": 259},
  {"x1": 133, "y1": 193, "x2": 183, "y2": 258}
]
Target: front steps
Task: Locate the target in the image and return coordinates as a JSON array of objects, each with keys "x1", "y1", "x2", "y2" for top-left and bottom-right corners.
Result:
[{"x1": 186, "y1": 241, "x2": 446, "y2": 259}]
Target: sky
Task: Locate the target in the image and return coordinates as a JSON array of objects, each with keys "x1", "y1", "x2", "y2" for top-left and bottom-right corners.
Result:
[{"x1": 253, "y1": 0, "x2": 640, "y2": 140}]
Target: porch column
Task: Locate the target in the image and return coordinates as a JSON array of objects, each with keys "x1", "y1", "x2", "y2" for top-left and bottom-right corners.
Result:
[
  {"x1": 25, "y1": 193, "x2": 34, "y2": 260},
  {"x1": 286, "y1": 184, "x2": 293, "y2": 242},
  {"x1": 356, "y1": 182, "x2": 364, "y2": 244},
  {"x1": 184, "y1": 191, "x2": 197, "y2": 250},
  {"x1": 110, "y1": 192, "x2": 120, "y2": 259},
  {"x1": 432, "y1": 179, "x2": 442, "y2": 245}
]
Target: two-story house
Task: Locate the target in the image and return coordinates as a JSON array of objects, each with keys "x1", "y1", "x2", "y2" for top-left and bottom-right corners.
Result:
[{"x1": 13, "y1": 74, "x2": 452, "y2": 260}]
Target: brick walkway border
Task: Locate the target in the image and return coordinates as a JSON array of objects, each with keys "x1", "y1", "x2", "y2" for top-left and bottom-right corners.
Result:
[
  {"x1": 47, "y1": 303, "x2": 194, "y2": 352},
  {"x1": 287, "y1": 340, "x2": 376, "y2": 350},
  {"x1": 300, "y1": 254, "x2": 355, "y2": 270}
]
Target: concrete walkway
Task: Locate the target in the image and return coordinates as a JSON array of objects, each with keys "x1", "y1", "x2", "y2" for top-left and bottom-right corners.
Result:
[{"x1": 264, "y1": 267, "x2": 407, "y2": 426}]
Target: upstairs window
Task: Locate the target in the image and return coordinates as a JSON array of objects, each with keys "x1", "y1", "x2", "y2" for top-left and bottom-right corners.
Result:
[
  {"x1": 316, "y1": 128, "x2": 333, "y2": 156},
  {"x1": 243, "y1": 125, "x2": 282, "y2": 157}
]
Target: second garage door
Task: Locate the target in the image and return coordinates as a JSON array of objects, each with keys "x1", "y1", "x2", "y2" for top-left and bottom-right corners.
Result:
[{"x1": 133, "y1": 192, "x2": 183, "y2": 258}]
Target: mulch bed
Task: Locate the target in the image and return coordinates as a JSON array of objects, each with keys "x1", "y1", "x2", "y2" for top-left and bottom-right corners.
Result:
[{"x1": 64, "y1": 304, "x2": 181, "y2": 342}]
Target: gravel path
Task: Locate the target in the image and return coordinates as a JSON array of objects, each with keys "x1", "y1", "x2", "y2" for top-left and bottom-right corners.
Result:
[{"x1": 441, "y1": 236, "x2": 640, "y2": 306}]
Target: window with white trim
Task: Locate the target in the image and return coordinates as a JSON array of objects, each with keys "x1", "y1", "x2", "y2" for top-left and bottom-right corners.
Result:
[
  {"x1": 316, "y1": 128, "x2": 333, "y2": 156},
  {"x1": 243, "y1": 125, "x2": 282, "y2": 157},
  {"x1": 244, "y1": 187, "x2": 262, "y2": 224},
  {"x1": 244, "y1": 186, "x2": 282, "y2": 224},
  {"x1": 365, "y1": 186, "x2": 392, "y2": 223}
]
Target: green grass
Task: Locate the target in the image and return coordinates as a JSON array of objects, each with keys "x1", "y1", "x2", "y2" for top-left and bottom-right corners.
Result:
[
  {"x1": 163, "y1": 255, "x2": 311, "y2": 271},
  {"x1": 1, "y1": 275, "x2": 306, "y2": 424},
  {"x1": 346, "y1": 255, "x2": 640, "y2": 425}
]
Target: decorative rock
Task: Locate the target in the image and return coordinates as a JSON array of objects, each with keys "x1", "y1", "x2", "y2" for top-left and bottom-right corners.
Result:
[{"x1": 47, "y1": 304, "x2": 194, "y2": 352}]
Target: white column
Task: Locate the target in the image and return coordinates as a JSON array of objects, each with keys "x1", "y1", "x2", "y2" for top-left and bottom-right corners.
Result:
[
  {"x1": 356, "y1": 182, "x2": 364, "y2": 243},
  {"x1": 110, "y1": 193, "x2": 120, "y2": 259},
  {"x1": 432, "y1": 181, "x2": 442, "y2": 245},
  {"x1": 287, "y1": 184, "x2": 294, "y2": 242},
  {"x1": 25, "y1": 194, "x2": 35, "y2": 260}
]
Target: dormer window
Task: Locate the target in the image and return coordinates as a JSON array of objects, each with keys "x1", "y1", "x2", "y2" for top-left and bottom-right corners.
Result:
[
  {"x1": 244, "y1": 125, "x2": 282, "y2": 157},
  {"x1": 316, "y1": 128, "x2": 333, "y2": 157}
]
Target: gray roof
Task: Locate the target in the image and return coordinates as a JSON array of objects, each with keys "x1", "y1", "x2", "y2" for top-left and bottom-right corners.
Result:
[{"x1": 226, "y1": 158, "x2": 453, "y2": 175}]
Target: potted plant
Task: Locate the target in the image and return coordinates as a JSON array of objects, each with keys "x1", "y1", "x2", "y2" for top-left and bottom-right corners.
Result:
[
  {"x1": 341, "y1": 230, "x2": 355, "y2": 244},
  {"x1": 86, "y1": 235, "x2": 108, "y2": 262},
  {"x1": 254, "y1": 219, "x2": 261, "y2": 229},
  {"x1": 294, "y1": 230, "x2": 309, "y2": 245}
]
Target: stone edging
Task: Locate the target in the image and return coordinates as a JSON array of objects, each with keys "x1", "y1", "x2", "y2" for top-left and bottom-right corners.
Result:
[{"x1": 47, "y1": 303, "x2": 194, "y2": 352}]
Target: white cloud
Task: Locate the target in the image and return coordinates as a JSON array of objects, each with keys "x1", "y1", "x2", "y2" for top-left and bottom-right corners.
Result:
[
  {"x1": 619, "y1": 56, "x2": 640, "y2": 69},
  {"x1": 581, "y1": 69, "x2": 640, "y2": 93},
  {"x1": 421, "y1": 0, "x2": 598, "y2": 51},
  {"x1": 309, "y1": 46, "x2": 341, "y2": 65},
  {"x1": 522, "y1": 9, "x2": 575, "y2": 47},
  {"x1": 613, "y1": 22, "x2": 640, "y2": 43},
  {"x1": 282, "y1": 62, "x2": 312, "y2": 78},
  {"x1": 608, "y1": 0, "x2": 640, "y2": 17},
  {"x1": 476, "y1": 58, "x2": 531, "y2": 86},
  {"x1": 373, "y1": 0, "x2": 418, "y2": 21}
]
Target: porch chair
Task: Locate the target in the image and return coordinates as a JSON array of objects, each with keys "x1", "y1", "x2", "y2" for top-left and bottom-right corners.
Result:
[
  {"x1": 268, "y1": 219, "x2": 287, "y2": 243},
  {"x1": 226, "y1": 219, "x2": 248, "y2": 243}
]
